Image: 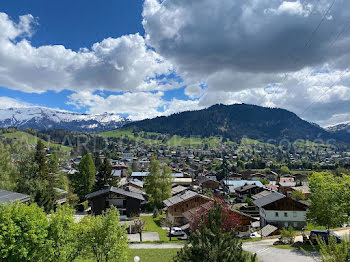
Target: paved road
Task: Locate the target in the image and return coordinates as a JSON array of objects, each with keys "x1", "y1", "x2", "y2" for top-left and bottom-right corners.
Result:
[
  {"x1": 129, "y1": 243, "x2": 185, "y2": 249},
  {"x1": 243, "y1": 239, "x2": 317, "y2": 262},
  {"x1": 243, "y1": 228, "x2": 350, "y2": 262}
]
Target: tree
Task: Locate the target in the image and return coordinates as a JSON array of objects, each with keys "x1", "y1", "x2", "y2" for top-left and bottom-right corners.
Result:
[
  {"x1": 35, "y1": 139, "x2": 49, "y2": 180},
  {"x1": 307, "y1": 172, "x2": 347, "y2": 229},
  {"x1": 280, "y1": 166, "x2": 290, "y2": 175},
  {"x1": 48, "y1": 152, "x2": 59, "y2": 174},
  {"x1": 174, "y1": 202, "x2": 256, "y2": 262},
  {"x1": 0, "y1": 141, "x2": 18, "y2": 191},
  {"x1": 16, "y1": 150, "x2": 54, "y2": 212},
  {"x1": 71, "y1": 153, "x2": 96, "y2": 201},
  {"x1": 95, "y1": 158, "x2": 114, "y2": 190},
  {"x1": 133, "y1": 218, "x2": 145, "y2": 242},
  {"x1": 84, "y1": 207, "x2": 128, "y2": 262},
  {"x1": 144, "y1": 159, "x2": 172, "y2": 209},
  {"x1": 47, "y1": 205, "x2": 86, "y2": 262},
  {"x1": 0, "y1": 202, "x2": 49, "y2": 262},
  {"x1": 291, "y1": 189, "x2": 305, "y2": 201}
]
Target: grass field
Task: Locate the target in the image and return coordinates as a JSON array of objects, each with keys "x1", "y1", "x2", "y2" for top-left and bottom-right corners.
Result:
[
  {"x1": 98, "y1": 129, "x2": 163, "y2": 144},
  {"x1": 1, "y1": 131, "x2": 71, "y2": 152},
  {"x1": 166, "y1": 135, "x2": 223, "y2": 147},
  {"x1": 141, "y1": 215, "x2": 187, "y2": 244},
  {"x1": 75, "y1": 248, "x2": 180, "y2": 262}
]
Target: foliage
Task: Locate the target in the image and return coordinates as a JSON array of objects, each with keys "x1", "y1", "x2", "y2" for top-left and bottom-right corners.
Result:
[
  {"x1": 280, "y1": 166, "x2": 290, "y2": 175},
  {"x1": 47, "y1": 205, "x2": 85, "y2": 262},
  {"x1": 144, "y1": 159, "x2": 172, "y2": 209},
  {"x1": 0, "y1": 141, "x2": 18, "y2": 191},
  {"x1": 280, "y1": 226, "x2": 296, "y2": 244},
  {"x1": 0, "y1": 202, "x2": 49, "y2": 262},
  {"x1": 95, "y1": 158, "x2": 115, "y2": 190},
  {"x1": 71, "y1": 153, "x2": 96, "y2": 201},
  {"x1": 307, "y1": 172, "x2": 348, "y2": 229},
  {"x1": 291, "y1": 189, "x2": 306, "y2": 201},
  {"x1": 318, "y1": 236, "x2": 350, "y2": 262},
  {"x1": 174, "y1": 202, "x2": 256, "y2": 262},
  {"x1": 83, "y1": 207, "x2": 128, "y2": 262}
]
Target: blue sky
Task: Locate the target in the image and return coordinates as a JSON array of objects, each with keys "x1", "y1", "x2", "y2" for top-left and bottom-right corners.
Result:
[{"x1": 0, "y1": 0, "x2": 350, "y2": 126}]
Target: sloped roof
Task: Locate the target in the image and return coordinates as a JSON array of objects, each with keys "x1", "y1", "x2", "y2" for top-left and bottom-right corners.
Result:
[
  {"x1": 224, "y1": 180, "x2": 264, "y2": 188},
  {"x1": 163, "y1": 190, "x2": 210, "y2": 207},
  {"x1": 253, "y1": 191, "x2": 285, "y2": 208},
  {"x1": 0, "y1": 189, "x2": 30, "y2": 204},
  {"x1": 171, "y1": 185, "x2": 187, "y2": 195},
  {"x1": 261, "y1": 224, "x2": 278, "y2": 237},
  {"x1": 252, "y1": 190, "x2": 273, "y2": 200},
  {"x1": 86, "y1": 186, "x2": 145, "y2": 201},
  {"x1": 234, "y1": 183, "x2": 259, "y2": 193},
  {"x1": 121, "y1": 179, "x2": 144, "y2": 188}
]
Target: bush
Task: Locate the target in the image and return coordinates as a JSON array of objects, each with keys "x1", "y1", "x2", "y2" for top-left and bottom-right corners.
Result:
[
  {"x1": 153, "y1": 208, "x2": 159, "y2": 218},
  {"x1": 280, "y1": 226, "x2": 296, "y2": 244}
]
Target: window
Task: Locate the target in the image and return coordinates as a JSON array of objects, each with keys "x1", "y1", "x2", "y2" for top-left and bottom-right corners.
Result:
[
  {"x1": 174, "y1": 208, "x2": 177, "y2": 212},
  {"x1": 284, "y1": 212, "x2": 288, "y2": 217},
  {"x1": 275, "y1": 212, "x2": 279, "y2": 217}
]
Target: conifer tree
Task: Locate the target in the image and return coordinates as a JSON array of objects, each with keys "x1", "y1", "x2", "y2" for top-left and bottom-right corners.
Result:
[
  {"x1": 94, "y1": 158, "x2": 113, "y2": 190},
  {"x1": 174, "y1": 202, "x2": 256, "y2": 262}
]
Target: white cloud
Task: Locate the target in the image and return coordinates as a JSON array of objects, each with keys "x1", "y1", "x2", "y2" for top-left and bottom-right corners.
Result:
[
  {"x1": 0, "y1": 12, "x2": 175, "y2": 94},
  {"x1": 266, "y1": 1, "x2": 313, "y2": 16},
  {"x1": 0, "y1": 96, "x2": 32, "y2": 109}
]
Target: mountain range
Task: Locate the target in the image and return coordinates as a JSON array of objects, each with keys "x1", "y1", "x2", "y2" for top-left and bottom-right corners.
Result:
[
  {"x1": 0, "y1": 107, "x2": 130, "y2": 133},
  {"x1": 0, "y1": 104, "x2": 349, "y2": 144}
]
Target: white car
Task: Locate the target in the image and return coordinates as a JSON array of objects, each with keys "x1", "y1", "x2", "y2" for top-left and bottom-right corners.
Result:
[
  {"x1": 170, "y1": 227, "x2": 185, "y2": 236},
  {"x1": 250, "y1": 232, "x2": 261, "y2": 238}
]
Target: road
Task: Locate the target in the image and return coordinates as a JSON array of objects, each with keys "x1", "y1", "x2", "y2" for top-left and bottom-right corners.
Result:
[{"x1": 130, "y1": 228, "x2": 350, "y2": 262}]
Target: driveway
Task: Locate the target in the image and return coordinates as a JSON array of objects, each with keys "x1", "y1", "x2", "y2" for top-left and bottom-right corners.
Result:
[
  {"x1": 128, "y1": 232, "x2": 160, "y2": 242},
  {"x1": 243, "y1": 228, "x2": 350, "y2": 262},
  {"x1": 243, "y1": 239, "x2": 317, "y2": 262}
]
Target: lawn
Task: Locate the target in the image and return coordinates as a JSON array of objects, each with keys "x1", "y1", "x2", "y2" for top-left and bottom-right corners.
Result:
[
  {"x1": 1, "y1": 131, "x2": 71, "y2": 152},
  {"x1": 141, "y1": 215, "x2": 187, "y2": 244},
  {"x1": 75, "y1": 248, "x2": 180, "y2": 262},
  {"x1": 98, "y1": 128, "x2": 163, "y2": 144}
]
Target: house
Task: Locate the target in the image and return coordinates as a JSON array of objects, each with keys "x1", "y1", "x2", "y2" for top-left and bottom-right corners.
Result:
[
  {"x1": 228, "y1": 173, "x2": 242, "y2": 180},
  {"x1": 172, "y1": 177, "x2": 193, "y2": 186},
  {"x1": 171, "y1": 185, "x2": 188, "y2": 196},
  {"x1": 0, "y1": 189, "x2": 30, "y2": 204},
  {"x1": 183, "y1": 201, "x2": 257, "y2": 237},
  {"x1": 250, "y1": 173, "x2": 266, "y2": 181},
  {"x1": 120, "y1": 179, "x2": 144, "y2": 190},
  {"x1": 234, "y1": 184, "x2": 264, "y2": 201},
  {"x1": 253, "y1": 191, "x2": 309, "y2": 229},
  {"x1": 130, "y1": 172, "x2": 150, "y2": 181},
  {"x1": 199, "y1": 177, "x2": 220, "y2": 190},
  {"x1": 86, "y1": 186, "x2": 145, "y2": 218},
  {"x1": 163, "y1": 190, "x2": 211, "y2": 225},
  {"x1": 224, "y1": 180, "x2": 264, "y2": 196},
  {"x1": 288, "y1": 185, "x2": 311, "y2": 199}
]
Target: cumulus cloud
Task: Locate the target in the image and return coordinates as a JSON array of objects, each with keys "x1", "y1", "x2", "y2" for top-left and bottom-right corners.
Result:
[
  {"x1": 0, "y1": 96, "x2": 32, "y2": 109},
  {"x1": 0, "y1": 12, "x2": 174, "y2": 93},
  {"x1": 142, "y1": 0, "x2": 350, "y2": 126}
]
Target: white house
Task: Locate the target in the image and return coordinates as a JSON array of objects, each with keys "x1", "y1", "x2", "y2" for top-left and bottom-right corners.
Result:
[{"x1": 253, "y1": 191, "x2": 309, "y2": 229}]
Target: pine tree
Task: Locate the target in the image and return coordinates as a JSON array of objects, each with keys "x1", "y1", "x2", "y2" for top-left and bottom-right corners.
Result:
[
  {"x1": 95, "y1": 158, "x2": 113, "y2": 190},
  {"x1": 71, "y1": 153, "x2": 96, "y2": 201},
  {"x1": 35, "y1": 139, "x2": 49, "y2": 180},
  {"x1": 174, "y1": 202, "x2": 256, "y2": 262}
]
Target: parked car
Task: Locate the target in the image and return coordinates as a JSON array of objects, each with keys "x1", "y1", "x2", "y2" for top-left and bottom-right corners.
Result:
[
  {"x1": 309, "y1": 230, "x2": 342, "y2": 244},
  {"x1": 169, "y1": 227, "x2": 185, "y2": 236},
  {"x1": 250, "y1": 232, "x2": 261, "y2": 238}
]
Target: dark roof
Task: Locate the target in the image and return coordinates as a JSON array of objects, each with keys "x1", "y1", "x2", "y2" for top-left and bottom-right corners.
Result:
[
  {"x1": 199, "y1": 177, "x2": 220, "y2": 185},
  {"x1": 0, "y1": 189, "x2": 31, "y2": 204},
  {"x1": 234, "y1": 183, "x2": 259, "y2": 193},
  {"x1": 171, "y1": 185, "x2": 187, "y2": 195},
  {"x1": 163, "y1": 190, "x2": 210, "y2": 207},
  {"x1": 86, "y1": 186, "x2": 145, "y2": 201},
  {"x1": 121, "y1": 179, "x2": 144, "y2": 188},
  {"x1": 253, "y1": 191, "x2": 285, "y2": 207},
  {"x1": 252, "y1": 190, "x2": 274, "y2": 200}
]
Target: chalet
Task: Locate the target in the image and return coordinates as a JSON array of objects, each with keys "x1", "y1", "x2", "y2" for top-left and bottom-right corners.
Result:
[
  {"x1": 171, "y1": 185, "x2": 188, "y2": 196},
  {"x1": 228, "y1": 173, "x2": 242, "y2": 180},
  {"x1": 173, "y1": 177, "x2": 193, "y2": 186},
  {"x1": 235, "y1": 183, "x2": 264, "y2": 201},
  {"x1": 288, "y1": 185, "x2": 311, "y2": 199},
  {"x1": 0, "y1": 189, "x2": 30, "y2": 204},
  {"x1": 224, "y1": 180, "x2": 264, "y2": 196},
  {"x1": 183, "y1": 201, "x2": 257, "y2": 237},
  {"x1": 163, "y1": 190, "x2": 211, "y2": 225},
  {"x1": 199, "y1": 177, "x2": 220, "y2": 190},
  {"x1": 250, "y1": 173, "x2": 266, "y2": 181},
  {"x1": 131, "y1": 172, "x2": 150, "y2": 181},
  {"x1": 120, "y1": 179, "x2": 144, "y2": 190},
  {"x1": 253, "y1": 191, "x2": 309, "y2": 229},
  {"x1": 86, "y1": 186, "x2": 145, "y2": 218}
]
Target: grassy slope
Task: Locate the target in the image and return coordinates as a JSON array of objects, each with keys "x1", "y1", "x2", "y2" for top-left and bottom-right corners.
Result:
[
  {"x1": 75, "y1": 248, "x2": 180, "y2": 262},
  {"x1": 1, "y1": 131, "x2": 71, "y2": 152},
  {"x1": 141, "y1": 215, "x2": 186, "y2": 244}
]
